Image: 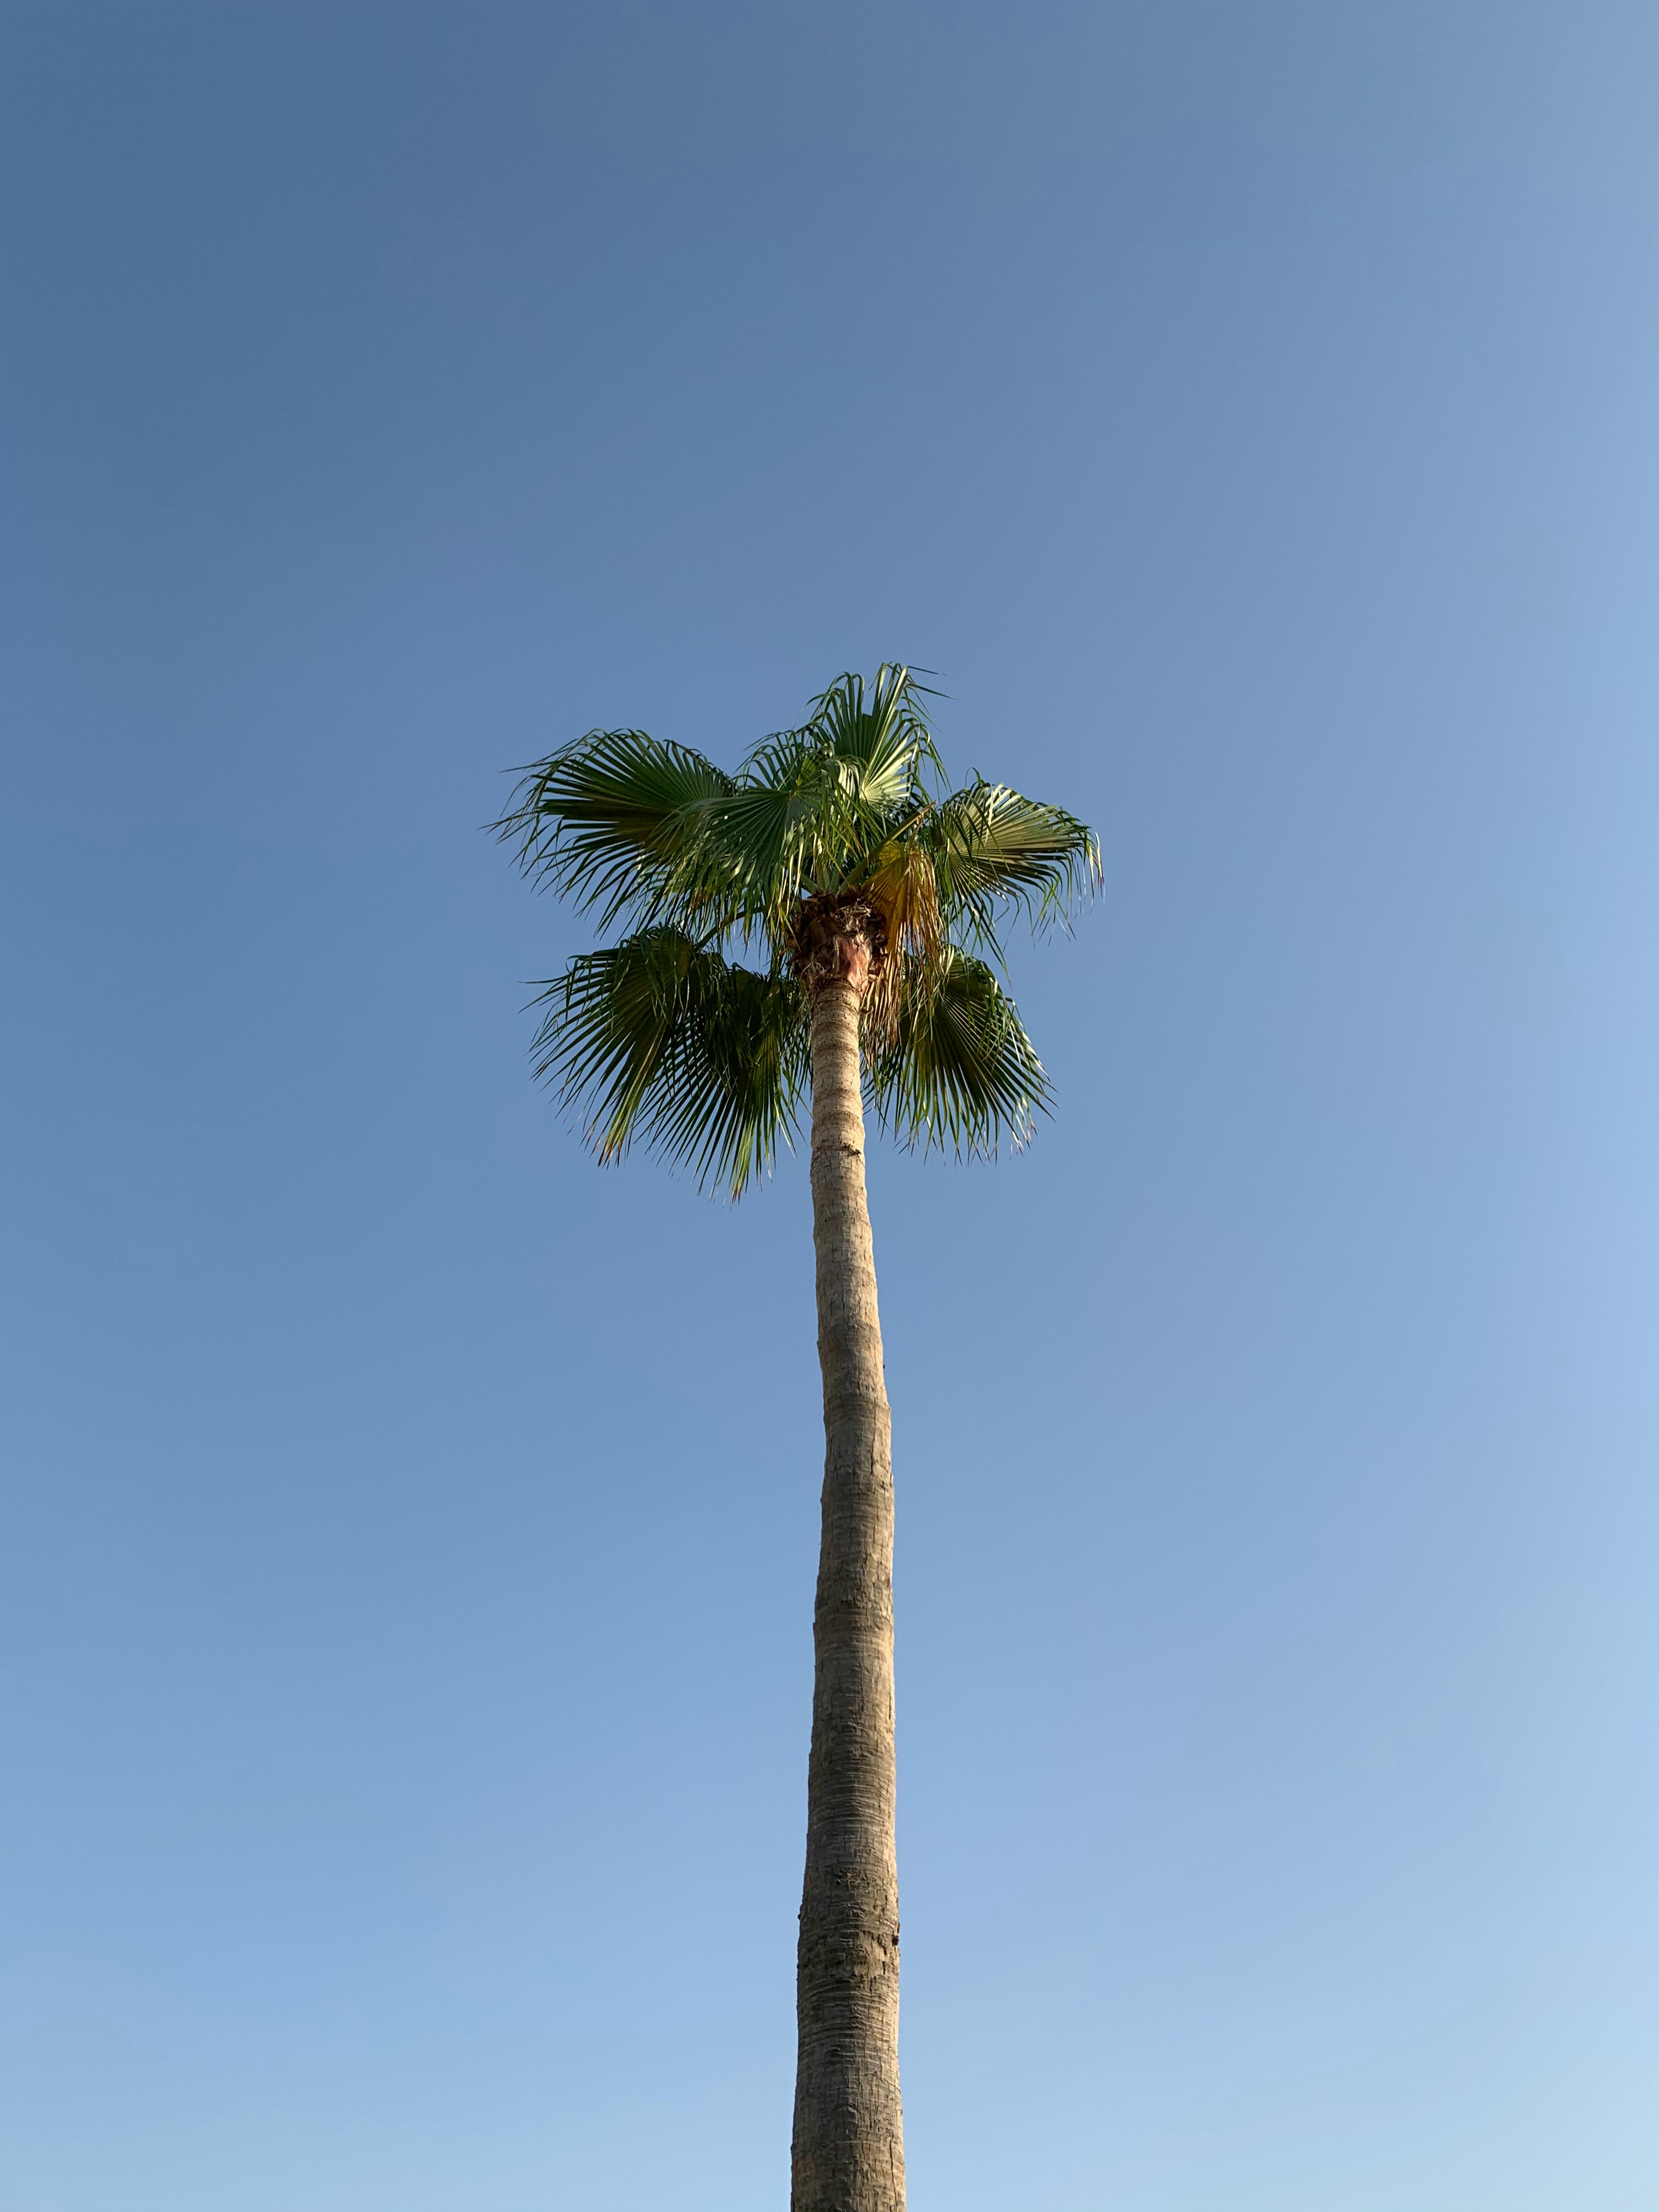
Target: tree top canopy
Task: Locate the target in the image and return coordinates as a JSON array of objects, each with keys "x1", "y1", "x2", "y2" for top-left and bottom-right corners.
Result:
[{"x1": 494, "y1": 665, "x2": 1099, "y2": 1198}]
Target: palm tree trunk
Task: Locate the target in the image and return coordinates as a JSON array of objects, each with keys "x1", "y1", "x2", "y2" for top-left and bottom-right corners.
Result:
[{"x1": 792, "y1": 970, "x2": 905, "y2": 2212}]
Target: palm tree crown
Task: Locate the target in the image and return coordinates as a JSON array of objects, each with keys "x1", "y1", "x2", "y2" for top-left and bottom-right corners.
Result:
[{"x1": 493, "y1": 664, "x2": 1099, "y2": 1196}]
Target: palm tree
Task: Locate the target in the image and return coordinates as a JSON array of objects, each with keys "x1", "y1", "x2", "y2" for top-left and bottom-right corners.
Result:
[{"x1": 494, "y1": 666, "x2": 1097, "y2": 2212}]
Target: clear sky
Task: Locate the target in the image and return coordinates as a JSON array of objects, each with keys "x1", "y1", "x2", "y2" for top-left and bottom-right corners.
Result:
[{"x1": 3, "y1": 4, "x2": 1657, "y2": 2208}]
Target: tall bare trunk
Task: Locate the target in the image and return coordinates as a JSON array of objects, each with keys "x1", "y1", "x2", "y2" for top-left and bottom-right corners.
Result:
[{"x1": 792, "y1": 969, "x2": 904, "y2": 2212}]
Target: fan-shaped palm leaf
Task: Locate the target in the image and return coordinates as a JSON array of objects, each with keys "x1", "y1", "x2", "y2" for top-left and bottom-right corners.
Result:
[
  {"x1": 924, "y1": 778, "x2": 1101, "y2": 957},
  {"x1": 530, "y1": 926, "x2": 808, "y2": 1198},
  {"x1": 800, "y1": 664, "x2": 942, "y2": 816},
  {"x1": 494, "y1": 729, "x2": 737, "y2": 933},
  {"x1": 866, "y1": 947, "x2": 1049, "y2": 1157}
]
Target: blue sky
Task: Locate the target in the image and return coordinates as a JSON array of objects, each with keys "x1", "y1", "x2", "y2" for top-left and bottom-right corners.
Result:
[{"x1": 3, "y1": 3, "x2": 1657, "y2": 2207}]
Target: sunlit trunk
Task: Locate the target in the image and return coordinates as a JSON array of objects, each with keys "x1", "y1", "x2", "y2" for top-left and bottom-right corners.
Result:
[{"x1": 791, "y1": 967, "x2": 904, "y2": 2212}]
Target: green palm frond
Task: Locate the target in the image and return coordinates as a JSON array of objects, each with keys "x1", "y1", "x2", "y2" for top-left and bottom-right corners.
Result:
[
  {"x1": 719, "y1": 668, "x2": 940, "y2": 922},
  {"x1": 493, "y1": 729, "x2": 738, "y2": 933},
  {"x1": 923, "y1": 778, "x2": 1101, "y2": 957},
  {"x1": 866, "y1": 947, "x2": 1049, "y2": 1157},
  {"x1": 531, "y1": 926, "x2": 809, "y2": 1198},
  {"x1": 698, "y1": 732, "x2": 837, "y2": 937},
  {"x1": 799, "y1": 664, "x2": 943, "y2": 815}
]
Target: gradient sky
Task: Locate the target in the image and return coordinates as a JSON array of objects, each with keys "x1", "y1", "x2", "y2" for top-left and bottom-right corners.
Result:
[{"x1": 4, "y1": 4, "x2": 1658, "y2": 2208}]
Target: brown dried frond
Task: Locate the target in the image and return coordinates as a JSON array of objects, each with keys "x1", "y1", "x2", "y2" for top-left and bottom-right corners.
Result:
[{"x1": 863, "y1": 839, "x2": 945, "y2": 1043}]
